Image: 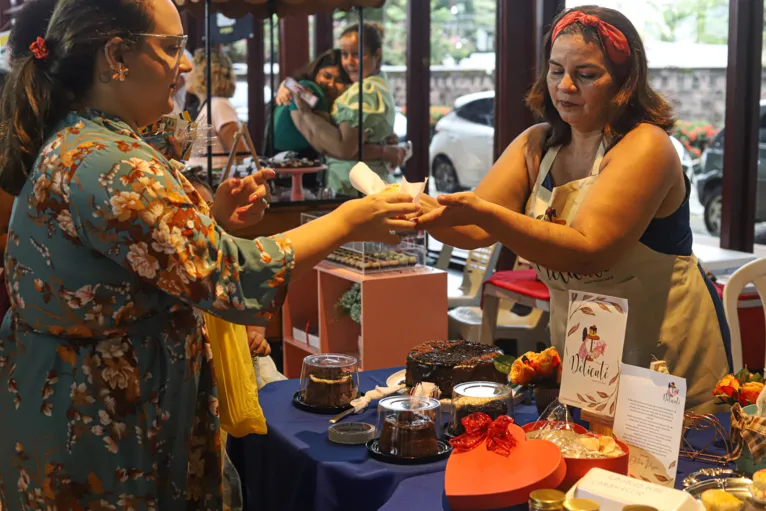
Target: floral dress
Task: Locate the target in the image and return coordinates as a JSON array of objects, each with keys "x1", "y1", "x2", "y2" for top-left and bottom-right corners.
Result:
[{"x1": 0, "y1": 111, "x2": 294, "y2": 510}]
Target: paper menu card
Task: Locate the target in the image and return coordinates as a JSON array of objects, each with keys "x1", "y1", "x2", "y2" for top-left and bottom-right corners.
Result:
[
  {"x1": 613, "y1": 363, "x2": 686, "y2": 487},
  {"x1": 349, "y1": 162, "x2": 428, "y2": 203},
  {"x1": 558, "y1": 291, "x2": 628, "y2": 417},
  {"x1": 565, "y1": 469, "x2": 703, "y2": 511}
]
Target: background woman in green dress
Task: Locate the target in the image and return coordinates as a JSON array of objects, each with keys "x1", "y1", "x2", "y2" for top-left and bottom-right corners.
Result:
[{"x1": 290, "y1": 22, "x2": 399, "y2": 197}]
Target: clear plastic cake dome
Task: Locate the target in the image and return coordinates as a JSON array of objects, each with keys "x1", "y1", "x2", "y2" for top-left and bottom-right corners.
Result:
[
  {"x1": 375, "y1": 396, "x2": 442, "y2": 458},
  {"x1": 449, "y1": 381, "x2": 513, "y2": 436},
  {"x1": 299, "y1": 354, "x2": 359, "y2": 409}
]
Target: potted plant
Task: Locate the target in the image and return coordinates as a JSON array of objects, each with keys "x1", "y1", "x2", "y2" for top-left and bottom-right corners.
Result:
[
  {"x1": 336, "y1": 283, "x2": 361, "y2": 325},
  {"x1": 504, "y1": 347, "x2": 562, "y2": 414}
]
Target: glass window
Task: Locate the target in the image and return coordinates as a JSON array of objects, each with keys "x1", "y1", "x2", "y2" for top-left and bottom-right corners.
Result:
[
  {"x1": 567, "y1": 0, "x2": 728, "y2": 241},
  {"x1": 456, "y1": 98, "x2": 493, "y2": 126}
]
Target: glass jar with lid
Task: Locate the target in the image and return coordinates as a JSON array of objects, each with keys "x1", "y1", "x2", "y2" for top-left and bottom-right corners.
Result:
[
  {"x1": 450, "y1": 381, "x2": 514, "y2": 436},
  {"x1": 299, "y1": 354, "x2": 359, "y2": 408},
  {"x1": 529, "y1": 489, "x2": 566, "y2": 511},
  {"x1": 375, "y1": 395, "x2": 441, "y2": 458},
  {"x1": 564, "y1": 498, "x2": 600, "y2": 511}
]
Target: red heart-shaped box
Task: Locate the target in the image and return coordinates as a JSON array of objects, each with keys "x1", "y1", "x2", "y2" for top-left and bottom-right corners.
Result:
[{"x1": 445, "y1": 423, "x2": 567, "y2": 510}]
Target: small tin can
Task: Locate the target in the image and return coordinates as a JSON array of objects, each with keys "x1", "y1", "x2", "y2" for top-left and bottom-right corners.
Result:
[
  {"x1": 564, "y1": 498, "x2": 600, "y2": 511},
  {"x1": 529, "y1": 489, "x2": 567, "y2": 511}
]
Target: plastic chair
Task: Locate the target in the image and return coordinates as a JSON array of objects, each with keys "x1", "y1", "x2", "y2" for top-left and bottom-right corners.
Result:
[
  {"x1": 723, "y1": 258, "x2": 766, "y2": 371},
  {"x1": 434, "y1": 244, "x2": 502, "y2": 309},
  {"x1": 435, "y1": 245, "x2": 549, "y2": 349}
]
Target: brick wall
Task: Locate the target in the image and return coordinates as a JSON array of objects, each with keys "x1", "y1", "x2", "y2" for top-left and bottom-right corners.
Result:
[{"x1": 384, "y1": 67, "x2": 766, "y2": 127}]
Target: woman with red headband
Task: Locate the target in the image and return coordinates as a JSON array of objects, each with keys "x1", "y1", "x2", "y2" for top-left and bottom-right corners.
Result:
[{"x1": 418, "y1": 6, "x2": 729, "y2": 412}]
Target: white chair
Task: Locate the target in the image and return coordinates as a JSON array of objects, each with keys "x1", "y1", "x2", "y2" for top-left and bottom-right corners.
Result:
[
  {"x1": 723, "y1": 258, "x2": 766, "y2": 372},
  {"x1": 435, "y1": 244, "x2": 502, "y2": 309},
  {"x1": 435, "y1": 244, "x2": 549, "y2": 351}
]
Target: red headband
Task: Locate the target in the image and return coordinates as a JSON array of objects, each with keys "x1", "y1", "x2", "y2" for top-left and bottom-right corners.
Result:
[{"x1": 552, "y1": 11, "x2": 631, "y2": 65}]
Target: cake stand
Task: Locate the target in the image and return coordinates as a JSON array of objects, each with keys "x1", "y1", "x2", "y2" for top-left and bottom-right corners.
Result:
[{"x1": 274, "y1": 165, "x2": 326, "y2": 202}]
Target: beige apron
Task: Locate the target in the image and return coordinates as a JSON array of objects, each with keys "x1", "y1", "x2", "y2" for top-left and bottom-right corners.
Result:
[{"x1": 525, "y1": 144, "x2": 728, "y2": 412}]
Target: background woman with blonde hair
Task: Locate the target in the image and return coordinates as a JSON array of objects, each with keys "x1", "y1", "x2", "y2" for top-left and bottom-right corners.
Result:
[{"x1": 187, "y1": 47, "x2": 247, "y2": 169}]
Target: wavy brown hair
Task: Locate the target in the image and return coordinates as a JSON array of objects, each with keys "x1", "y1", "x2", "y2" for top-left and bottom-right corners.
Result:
[{"x1": 526, "y1": 5, "x2": 675, "y2": 151}]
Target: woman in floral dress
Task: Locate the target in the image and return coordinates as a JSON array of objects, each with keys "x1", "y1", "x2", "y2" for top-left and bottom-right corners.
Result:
[{"x1": 0, "y1": 1, "x2": 418, "y2": 509}]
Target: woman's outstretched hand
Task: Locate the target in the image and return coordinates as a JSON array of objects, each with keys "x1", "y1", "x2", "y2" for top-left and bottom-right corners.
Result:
[
  {"x1": 415, "y1": 192, "x2": 492, "y2": 229},
  {"x1": 213, "y1": 169, "x2": 276, "y2": 233},
  {"x1": 340, "y1": 192, "x2": 420, "y2": 245}
]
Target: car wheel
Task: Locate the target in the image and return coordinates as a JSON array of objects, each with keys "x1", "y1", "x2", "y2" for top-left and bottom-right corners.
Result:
[
  {"x1": 432, "y1": 156, "x2": 460, "y2": 193},
  {"x1": 703, "y1": 187, "x2": 722, "y2": 236}
]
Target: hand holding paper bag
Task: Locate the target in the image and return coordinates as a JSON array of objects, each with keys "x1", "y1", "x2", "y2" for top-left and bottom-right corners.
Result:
[{"x1": 349, "y1": 162, "x2": 428, "y2": 204}]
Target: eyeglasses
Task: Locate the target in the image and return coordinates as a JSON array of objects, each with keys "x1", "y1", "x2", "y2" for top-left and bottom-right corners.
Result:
[{"x1": 132, "y1": 33, "x2": 189, "y2": 71}]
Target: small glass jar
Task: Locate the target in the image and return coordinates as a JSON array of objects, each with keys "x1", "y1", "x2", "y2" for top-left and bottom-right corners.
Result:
[
  {"x1": 376, "y1": 395, "x2": 441, "y2": 458},
  {"x1": 564, "y1": 499, "x2": 600, "y2": 511},
  {"x1": 450, "y1": 381, "x2": 514, "y2": 436},
  {"x1": 529, "y1": 489, "x2": 566, "y2": 511},
  {"x1": 299, "y1": 354, "x2": 359, "y2": 408}
]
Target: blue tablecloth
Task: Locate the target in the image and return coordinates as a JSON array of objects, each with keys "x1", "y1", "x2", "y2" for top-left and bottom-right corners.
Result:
[{"x1": 227, "y1": 367, "x2": 732, "y2": 511}]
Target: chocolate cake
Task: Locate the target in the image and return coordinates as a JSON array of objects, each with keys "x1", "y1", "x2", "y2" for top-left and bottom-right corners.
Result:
[
  {"x1": 451, "y1": 398, "x2": 509, "y2": 436},
  {"x1": 378, "y1": 411, "x2": 439, "y2": 457},
  {"x1": 405, "y1": 340, "x2": 505, "y2": 398},
  {"x1": 302, "y1": 366, "x2": 357, "y2": 408}
]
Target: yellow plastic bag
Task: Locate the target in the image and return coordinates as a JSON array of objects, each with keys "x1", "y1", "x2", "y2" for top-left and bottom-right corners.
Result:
[{"x1": 205, "y1": 313, "x2": 267, "y2": 436}]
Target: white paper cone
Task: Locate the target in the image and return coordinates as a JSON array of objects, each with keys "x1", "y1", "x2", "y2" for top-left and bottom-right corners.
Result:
[
  {"x1": 350, "y1": 162, "x2": 388, "y2": 196},
  {"x1": 350, "y1": 161, "x2": 428, "y2": 203}
]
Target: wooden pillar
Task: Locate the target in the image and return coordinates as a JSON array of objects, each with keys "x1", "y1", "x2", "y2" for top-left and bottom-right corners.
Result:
[
  {"x1": 181, "y1": 11, "x2": 202, "y2": 52},
  {"x1": 494, "y1": 0, "x2": 537, "y2": 271},
  {"x1": 248, "y1": 15, "x2": 266, "y2": 152},
  {"x1": 720, "y1": 0, "x2": 763, "y2": 252},
  {"x1": 279, "y1": 15, "x2": 310, "y2": 80},
  {"x1": 535, "y1": 0, "x2": 566, "y2": 74},
  {"x1": 405, "y1": 0, "x2": 430, "y2": 183},
  {"x1": 314, "y1": 12, "x2": 334, "y2": 58},
  {"x1": 494, "y1": 0, "x2": 536, "y2": 161}
]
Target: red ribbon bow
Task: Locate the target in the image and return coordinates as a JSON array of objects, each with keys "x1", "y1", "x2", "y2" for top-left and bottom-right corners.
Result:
[
  {"x1": 552, "y1": 11, "x2": 631, "y2": 65},
  {"x1": 29, "y1": 37, "x2": 48, "y2": 60},
  {"x1": 449, "y1": 412, "x2": 516, "y2": 457}
]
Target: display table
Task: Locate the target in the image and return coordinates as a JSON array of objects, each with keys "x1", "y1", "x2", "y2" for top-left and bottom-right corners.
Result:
[{"x1": 227, "y1": 367, "x2": 734, "y2": 511}]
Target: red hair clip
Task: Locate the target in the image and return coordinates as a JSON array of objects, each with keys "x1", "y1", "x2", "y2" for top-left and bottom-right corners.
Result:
[
  {"x1": 29, "y1": 37, "x2": 48, "y2": 60},
  {"x1": 552, "y1": 11, "x2": 631, "y2": 65}
]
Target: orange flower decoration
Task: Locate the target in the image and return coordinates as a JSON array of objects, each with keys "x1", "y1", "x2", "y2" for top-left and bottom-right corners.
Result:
[
  {"x1": 713, "y1": 374, "x2": 740, "y2": 399},
  {"x1": 740, "y1": 381, "x2": 764, "y2": 406},
  {"x1": 510, "y1": 358, "x2": 536, "y2": 386},
  {"x1": 29, "y1": 37, "x2": 48, "y2": 60}
]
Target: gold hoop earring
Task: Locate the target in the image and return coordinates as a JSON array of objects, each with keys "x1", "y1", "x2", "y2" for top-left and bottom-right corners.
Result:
[{"x1": 112, "y1": 65, "x2": 129, "y2": 82}]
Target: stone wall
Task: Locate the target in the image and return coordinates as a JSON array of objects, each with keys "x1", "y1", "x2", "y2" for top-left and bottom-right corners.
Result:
[{"x1": 384, "y1": 67, "x2": 766, "y2": 127}]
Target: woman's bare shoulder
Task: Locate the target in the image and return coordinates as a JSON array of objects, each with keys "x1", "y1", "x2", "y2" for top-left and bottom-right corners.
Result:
[
  {"x1": 608, "y1": 123, "x2": 678, "y2": 165},
  {"x1": 521, "y1": 123, "x2": 550, "y2": 180}
]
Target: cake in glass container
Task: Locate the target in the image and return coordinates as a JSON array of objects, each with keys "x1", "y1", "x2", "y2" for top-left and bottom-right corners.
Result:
[
  {"x1": 300, "y1": 354, "x2": 359, "y2": 408},
  {"x1": 449, "y1": 381, "x2": 513, "y2": 435},
  {"x1": 376, "y1": 396, "x2": 441, "y2": 458},
  {"x1": 405, "y1": 340, "x2": 506, "y2": 398}
]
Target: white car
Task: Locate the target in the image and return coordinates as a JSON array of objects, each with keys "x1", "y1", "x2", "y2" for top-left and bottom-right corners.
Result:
[{"x1": 429, "y1": 90, "x2": 696, "y2": 193}]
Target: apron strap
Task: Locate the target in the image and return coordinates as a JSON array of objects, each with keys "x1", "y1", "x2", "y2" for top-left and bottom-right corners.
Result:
[
  {"x1": 531, "y1": 145, "x2": 561, "y2": 196},
  {"x1": 590, "y1": 143, "x2": 606, "y2": 177}
]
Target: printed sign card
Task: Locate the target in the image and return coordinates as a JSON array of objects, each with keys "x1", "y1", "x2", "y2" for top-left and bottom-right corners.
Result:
[
  {"x1": 558, "y1": 291, "x2": 628, "y2": 417},
  {"x1": 613, "y1": 364, "x2": 686, "y2": 487}
]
